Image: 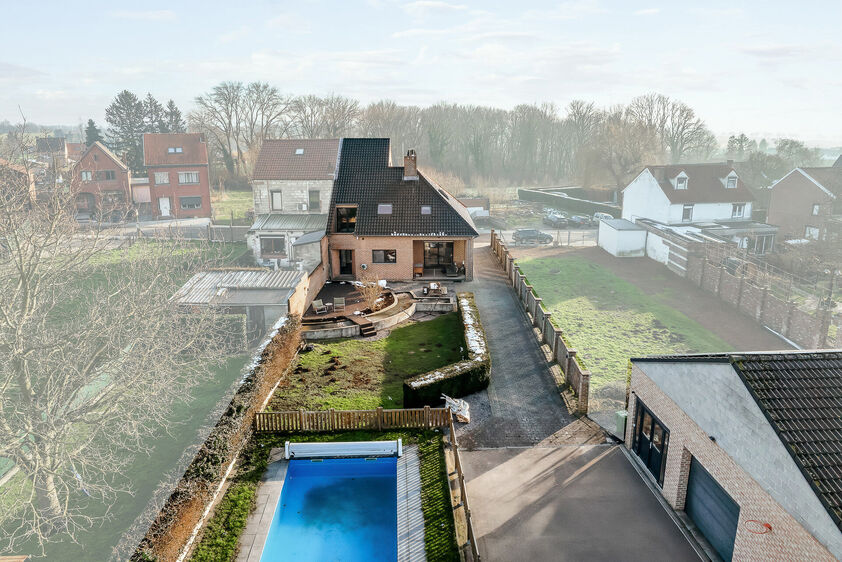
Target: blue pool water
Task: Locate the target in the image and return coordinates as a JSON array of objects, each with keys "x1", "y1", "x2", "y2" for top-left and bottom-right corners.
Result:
[{"x1": 259, "y1": 457, "x2": 398, "y2": 561}]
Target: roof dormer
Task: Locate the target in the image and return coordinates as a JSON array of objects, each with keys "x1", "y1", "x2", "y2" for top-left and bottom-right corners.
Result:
[
  {"x1": 674, "y1": 171, "x2": 688, "y2": 190},
  {"x1": 724, "y1": 170, "x2": 738, "y2": 189}
]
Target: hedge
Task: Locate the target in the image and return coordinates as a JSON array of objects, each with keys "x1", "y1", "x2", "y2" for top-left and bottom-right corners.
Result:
[{"x1": 403, "y1": 292, "x2": 490, "y2": 407}]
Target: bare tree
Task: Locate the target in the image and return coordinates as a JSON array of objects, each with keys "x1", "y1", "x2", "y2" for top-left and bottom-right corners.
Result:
[
  {"x1": 594, "y1": 106, "x2": 660, "y2": 187},
  {"x1": 0, "y1": 129, "x2": 234, "y2": 555},
  {"x1": 194, "y1": 82, "x2": 245, "y2": 174},
  {"x1": 628, "y1": 93, "x2": 716, "y2": 163},
  {"x1": 239, "y1": 82, "x2": 292, "y2": 156},
  {"x1": 320, "y1": 94, "x2": 360, "y2": 138},
  {"x1": 355, "y1": 271, "x2": 384, "y2": 312}
]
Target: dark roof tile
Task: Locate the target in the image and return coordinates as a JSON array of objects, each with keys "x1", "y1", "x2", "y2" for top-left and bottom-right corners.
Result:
[
  {"x1": 252, "y1": 139, "x2": 340, "y2": 181},
  {"x1": 644, "y1": 163, "x2": 755, "y2": 204}
]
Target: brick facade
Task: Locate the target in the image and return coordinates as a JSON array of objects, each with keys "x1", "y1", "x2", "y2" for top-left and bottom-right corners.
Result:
[
  {"x1": 70, "y1": 143, "x2": 131, "y2": 217},
  {"x1": 767, "y1": 170, "x2": 834, "y2": 240},
  {"x1": 626, "y1": 367, "x2": 836, "y2": 561},
  {"x1": 145, "y1": 165, "x2": 211, "y2": 219}
]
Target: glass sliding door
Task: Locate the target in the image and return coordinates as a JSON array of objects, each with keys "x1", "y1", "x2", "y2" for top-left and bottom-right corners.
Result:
[{"x1": 423, "y1": 242, "x2": 454, "y2": 268}]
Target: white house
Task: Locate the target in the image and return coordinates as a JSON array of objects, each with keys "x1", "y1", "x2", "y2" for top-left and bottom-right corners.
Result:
[
  {"x1": 620, "y1": 163, "x2": 777, "y2": 258},
  {"x1": 622, "y1": 163, "x2": 753, "y2": 225},
  {"x1": 248, "y1": 138, "x2": 340, "y2": 266}
]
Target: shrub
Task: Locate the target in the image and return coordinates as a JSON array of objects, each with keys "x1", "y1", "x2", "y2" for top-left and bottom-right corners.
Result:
[{"x1": 403, "y1": 292, "x2": 490, "y2": 407}]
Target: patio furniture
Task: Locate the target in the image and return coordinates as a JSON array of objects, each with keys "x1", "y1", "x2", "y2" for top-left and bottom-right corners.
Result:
[
  {"x1": 334, "y1": 297, "x2": 346, "y2": 312},
  {"x1": 312, "y1": 299, "x2": 327, "y2": 315},
  {"x1": 445, "y1": 264, "x2": 459, "y2": 277}
]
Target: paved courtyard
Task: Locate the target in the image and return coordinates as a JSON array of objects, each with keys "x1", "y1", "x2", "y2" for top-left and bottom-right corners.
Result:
[{"x1": 461, "y1": 445, "x2": 699, "y2": 561}]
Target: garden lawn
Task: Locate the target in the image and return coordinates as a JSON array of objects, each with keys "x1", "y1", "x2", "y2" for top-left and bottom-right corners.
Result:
[
  {"x1": 269, "y1": 313, "x2": 466, "y2": 411},
  {"x1": 211, "y1": 189, "x2": 253, "y2": 223},
  {"x1": 191, "y1": 430, "x2": 458, "y2": 562},
  {"x1": 516, "y1": 255, "x2": 732, "y2": 388}
]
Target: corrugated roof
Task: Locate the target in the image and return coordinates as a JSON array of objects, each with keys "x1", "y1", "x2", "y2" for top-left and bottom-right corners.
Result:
[
  {"x1": 642, "y1": 163, "x2": 754, "y2": 204},
  {"x1": 216, "y1": 288, "x2": 294, "y2": 306},
  {"x1": 634, "y1": 350, "x2": 842, "y2": 531},
  {"x1": 143, "y1": 133, "x2": 208, "y2": 167},
  {"x1": 252, "y1": 139, "x2": 340, "y2": 180},
  {"x1": 250, "y1": 213, "x2": 328, "y2": 232},
  {"x1": 326, "y1": 138, "x2": 478, "y2": 237},
  {"x1": 172, "y1": 268, "x2": 305, "y2": 305},
  {"x1": 292, "y1": 230, "x2": 325, "y2": 246}
]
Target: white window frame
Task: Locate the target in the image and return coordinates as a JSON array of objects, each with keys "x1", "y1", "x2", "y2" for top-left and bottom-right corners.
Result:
[
  {"x1": 270, "y1": 190, "x2": 283, "y2": 211},
  {"x1": 377, "y1": 203, "x2": 393, "y2": 215},
  {"x1": 812, "y1": 203, "x2": 821, "y2": 216},
  {"x1": 805, "y1": 226, "x2": 820, "y2": 240},
  {"x1": 179, "y1": 196, "x2": 202, "y2": 210},
  {"x1": 178, "y1": 171, "x2": 200, "y2": 184},
  {"x1": 154, "y1": 171, "x2": 169, "y2": 185},
  {"x1": 682, "y1": 204, "x2": 694, "y2": 222},
  {"x1": 731, "y1": 203, "x2": 745, "y2": 218},
  {"x1": 726, "y1": 175, "x2": 738, "y2": 189},
  {"x1": 168, "y1": 147, "x2": 183, "y2": 154},
  {"x1": 675, "y1": 173, "x2": 688, "y2": 190},
  {"x1": 81, "y1": 170, "x2": 92, "y2": 181}
]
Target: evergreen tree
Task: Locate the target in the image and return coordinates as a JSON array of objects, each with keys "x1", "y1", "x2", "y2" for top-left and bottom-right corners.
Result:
[
  {"x1": 164, "y1": 100, "x2": 186, "y2": 133},
  {"x1": 105, "y1": 90, "x2": 145, "y2": 172},
  {"x1": 84, "y1": 119, "x2": 103, "y2": 146},
  {"x1": 143, "y1": 93, "x2": 166, "y2": 133}
]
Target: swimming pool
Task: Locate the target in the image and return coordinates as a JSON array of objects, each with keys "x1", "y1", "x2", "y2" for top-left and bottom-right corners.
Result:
[{"x1": 259, "y1": 457, "x2": 398, "y2": 561}]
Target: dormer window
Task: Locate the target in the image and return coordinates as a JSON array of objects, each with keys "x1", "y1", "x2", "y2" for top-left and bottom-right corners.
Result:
[
  {"x1": 377, "y1": 204, "x2": 392, "y2": 215},
  {"x1": 675, "y1": 173, "x2": 688, "y2": 190},
  {"x1": 295, "y1": 148, "x2": 304, "y2": 155},
  {"x1": 168, "y1": 147, "x2": 183, "y2": 154},
  {"x1": 725, "y1": 173, "x2": 738, "y2": 189}
]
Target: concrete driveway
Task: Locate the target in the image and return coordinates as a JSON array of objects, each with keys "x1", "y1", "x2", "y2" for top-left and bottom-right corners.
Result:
[{"x1": 461, "y1": 445, "x2": 699, "y2": 561}]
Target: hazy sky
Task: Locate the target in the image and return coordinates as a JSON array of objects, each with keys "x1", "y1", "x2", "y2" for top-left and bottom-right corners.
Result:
[{"x1": 3, "y1": 0, "x2": 842, "y2": 144}]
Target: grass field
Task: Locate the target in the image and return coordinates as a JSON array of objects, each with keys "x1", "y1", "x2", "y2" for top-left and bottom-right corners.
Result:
[
  {"x1": 517, "y1": 255, "x2": 732, "y2": 389},
  {"x1": 270, "y1": 313, "x2": 467, "y2": 411},
  {"x1": 211, "y1": 189, "x2": 253, "y2": 224}
]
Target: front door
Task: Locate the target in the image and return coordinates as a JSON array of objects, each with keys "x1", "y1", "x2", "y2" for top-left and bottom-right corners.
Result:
[
  {"x1": 339, "y1": 249, "x2": 353, "y2": 276},
  {"x1": 158, "y1": 197, "x2": 171, "y2": 217},
  {"x1": 633, "y1": 401, "x2": 669, "y2": 485}
]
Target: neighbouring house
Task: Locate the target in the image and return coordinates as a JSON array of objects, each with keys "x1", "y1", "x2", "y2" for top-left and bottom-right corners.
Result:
[
  {"x1": 248, "y1": 138, "x2": 340, "y2": 265},
  {"x1": 767, "y1": 167, "x2": 842, "y2": 242},
  {"x1": 621, "y1": 162, "x2": 777, "y2": 258},
  {"x1": 0, "y1": 158, "x2": 35, "y2": 202},
  {"x1": 66, "y1": 142, "x2": 87, "y2": 163},
  {"x1": 327, "y1": 138, "x2": 478, "y2": 281},
  {"x1": 627, "y1": 351, "x2": 842, "y2": 561},
  {"x1": 69, "y1": 141, "x2": 131, "y2": 221},
  {"x1": 172, "y1": 268, "x2": 309, "y2": 343},
  {"x1": 141, "y1": 133, "x2": 211, "y2": 219},
  {"x1": 35, "y1": 136, "x2": 67, "y2": 165}
]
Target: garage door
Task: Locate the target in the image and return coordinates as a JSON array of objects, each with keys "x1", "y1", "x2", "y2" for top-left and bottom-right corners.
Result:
[{"x1": 685, "y1": 457, "x2": 740, "y2": 561}]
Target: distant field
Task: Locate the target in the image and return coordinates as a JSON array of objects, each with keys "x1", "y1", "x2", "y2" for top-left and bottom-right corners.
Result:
[
  {"x1": 211, "y1": 189, "x2": 253, "y2": 223},
  {"x1": 516, "y1": 255, "x2": 732, "y2": 390}
]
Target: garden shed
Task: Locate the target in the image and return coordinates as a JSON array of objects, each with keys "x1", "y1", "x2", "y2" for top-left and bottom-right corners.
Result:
[{"x1": 598, "y1": 218, "x2": 646, "y2": 257}]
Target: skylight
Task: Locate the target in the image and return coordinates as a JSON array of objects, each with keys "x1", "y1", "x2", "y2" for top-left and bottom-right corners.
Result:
[
  {"x1": 295, "y1": 148, "x2": 304, "y2": 155},
  {"x1": 421, "y1": 205, "x2": 432, "y2": 215},
  {"x1": 377, "y1": 204, "x2": 393, "y2": 215}
]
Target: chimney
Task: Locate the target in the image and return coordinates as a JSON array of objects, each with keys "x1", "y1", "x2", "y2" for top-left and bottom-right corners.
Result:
[{"x1": 403, "y1": 149, "x2": 418, "y2": 181}]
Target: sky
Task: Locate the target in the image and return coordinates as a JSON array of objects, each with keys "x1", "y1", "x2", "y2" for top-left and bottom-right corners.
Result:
[{"x1": 3, "y1": 0, "x2": 842, "y2": 145}]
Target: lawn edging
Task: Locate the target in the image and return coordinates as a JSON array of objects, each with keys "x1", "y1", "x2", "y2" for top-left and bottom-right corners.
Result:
[{"x1": 403, "y1": 292, "x2": 490, "y2": 407}]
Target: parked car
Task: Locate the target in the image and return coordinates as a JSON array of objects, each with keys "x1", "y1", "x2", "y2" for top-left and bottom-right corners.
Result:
[
  {"x1": 512, "y1": 229, "x2": 553, "y2": 244},
  {"x1": 543, "y1": 214, "x2": 569, "y2": 228},
  {"x1": 568, "y1": 215, "x2": 594, "y2": 228},
  {"x1": 592, "y1": 212, "x2": 614, "y2": 223}
]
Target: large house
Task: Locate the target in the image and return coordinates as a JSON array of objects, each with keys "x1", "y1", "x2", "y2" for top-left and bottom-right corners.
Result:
[
  {"x1": 140, "y1": 133, "x2": 211, "y2": 219},
  {"x1": 247, "y1": 139, "x2": 339, "y2": 266},
  {"x1": 70, "y1": 141, "x2": 131, "y2": 221},
  {"x1": 327, "y1": 138, "x2": 478, "y2": 281},
  {"x1": 627, "y1": 351, "x2": 842, "y2": 561},
  {"x1": 621, "y1": 162, "x2": 777, "y2": 256},
  {"x1": 767, "y1": 167, "x2": 842, "y2": 242}
]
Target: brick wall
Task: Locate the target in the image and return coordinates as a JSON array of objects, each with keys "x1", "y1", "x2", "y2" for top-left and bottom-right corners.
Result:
[
  {"x1": 148, "y1": 165, "x2": 211, "y2": 218},
  {"x1": 719, "y1": 269, "x2": 741, "y2": 305},
  {"x1": 767, "y1": 171, "x2": 833, "y2": 240},
  {"x1": 626, "y1": 368, "x2": 836, "y2": 561}
]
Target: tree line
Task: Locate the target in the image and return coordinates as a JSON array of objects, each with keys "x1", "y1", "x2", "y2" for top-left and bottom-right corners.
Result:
[{"x1": 95, "y1": 83, "x2": 826, "y2": 190}]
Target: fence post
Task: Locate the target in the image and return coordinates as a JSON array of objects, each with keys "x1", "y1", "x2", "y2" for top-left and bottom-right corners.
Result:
[
  {"x1": 377, "y1": 406, "x2": 383, "y2": 431},
  {"x1": 329, "y1": 408, "x2": 335, "y2": 430},
  {"x1": 424, "y1": 405, "x2": 431, "y2": 428},
  {"x1": 578, "y1": 371, "x2": 590, "y2": 415},
  {"x1": 299, "y1": 408, "x2": 305, "y2": 431},
  {"x1": 567, "y1": 349, "x2": 577, "y2": 380},
  {"x1": 532, "y1": 298, "x2": 542, "y2": 326},
  {"x1": 229, "y1": 209, "x2": 234, "y2": 242}
]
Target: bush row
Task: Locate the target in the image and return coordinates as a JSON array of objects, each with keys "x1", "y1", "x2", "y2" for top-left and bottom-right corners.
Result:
[
  {"x1": 403, "y1": 292, "x2": 490, "y2": 407},
  {"x1": 131, "y1": 315, "x2": 301, "y2": 561}
]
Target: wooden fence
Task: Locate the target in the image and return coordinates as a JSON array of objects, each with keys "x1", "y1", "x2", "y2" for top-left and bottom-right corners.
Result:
[
  {"x1": 254, "y1": 406, "x2": 450, "y2": 433},
  {"x1": 448, "y1": 410, "x2": 481, "y2": 561},
  {"x1": 490, "y1": 230, "x2": 590, "y2": 414}
]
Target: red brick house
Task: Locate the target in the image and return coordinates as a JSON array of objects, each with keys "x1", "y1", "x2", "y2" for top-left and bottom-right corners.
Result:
[
  {"x1": 69, "y1": 141, "x2": 131, "y2": 221},
  {"x1": 767, "y1": 167, "x2": 842, "y2": 241},
  {"x1": 627, "y1": 352, "x2": 842, "y2": 561},
  {"x1": 140, "y1": 133, "x2": 211, "y2": 219}
]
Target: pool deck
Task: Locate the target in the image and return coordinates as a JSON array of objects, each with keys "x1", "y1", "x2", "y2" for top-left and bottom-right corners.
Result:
[{"x1": 236, "y1": 446, "x2": 425, "y2": 562}]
